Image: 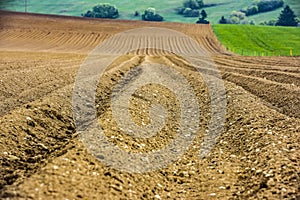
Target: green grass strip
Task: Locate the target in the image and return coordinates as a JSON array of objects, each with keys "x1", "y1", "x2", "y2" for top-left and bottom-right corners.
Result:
[{"x1": 213, "y1": 24, "x2": 300, "y2": 56}]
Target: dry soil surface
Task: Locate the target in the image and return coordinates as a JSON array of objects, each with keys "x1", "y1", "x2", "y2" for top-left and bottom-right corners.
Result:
[{"x1": 0, "y1": 11, "x2": 299, "y2": 199}]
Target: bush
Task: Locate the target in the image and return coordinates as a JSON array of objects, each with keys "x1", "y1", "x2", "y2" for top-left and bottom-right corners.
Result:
[
  {"x1": 183, "y1": 0, "x2": 204, "y2": 10},
  {"x1": 230, "y1": 11, "x2": 246, "y2": 20},
  {"x1": 257, "y1": 0, "x2": 283, "y2": 13},
  {"x1": 240, "y1": 19, "x2": 250, "y2": 24},
  {"x1": 183, "y1": 8, "x2": 200, "y2": 17},
  {"x1": 242, "y1": 5, "x2": 259, "y2": 16},
  {"x1": 229, "y1": 16, "x2": 240, "y2": 24},
  {"x1": 142, "y1": 8, "x2": 164, "y2": 21},
  {"x1": 249, "y1": 19, "x2": 256, "y2": 25},
  {"x1": 241, "y1": 0, "x2": 283, "y2": 16},
  {"x1": 196, "y1": 9, "x2": 209, "y2": 24},
  {"x1": 177, "y1": 7, "x2": 186, "y2": 15},
  {"x1": 219, "y1": 16, "x2": 227, "y2": 24},
  {"x1": 266, "y1": 19, "x2": 277, "y2": 25},
  {"x1": 82, "y1": 4, "x2": 119, "y2": 19},
  {"x1": 276, "y1": 5, "x2": 298, "y2": 26},
  {"x1": 196, "y1": 18, "x2": 209, "y2": 24},
  {"x1": 225, "y1": 11, "x2": 250, "y2": 24}
]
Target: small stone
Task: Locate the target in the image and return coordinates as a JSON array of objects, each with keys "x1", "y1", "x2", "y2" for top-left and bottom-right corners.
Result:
[
  {"x1": 141, "y1": 157, "x2": 149, "y2": 162},
  {"x1": 38, "y1": 143, "x2": 48, "y2": 150},
  {"x1": 189, "y1": 171, "x2": 196, "y2": 175},
  {"x1": 265, "y1": 173, "x2": 274, "y2": 177},
  {"x1": 53, "y1": 165, "x2": 59, "y2": 170},
  {"x1": 155, "y1": 194, "x2": 161, "y2": 199},
  {"x1": 8, "y1": 155, "x2": 19, "y2": 161},
  {"x1": 26, "y1": 116, "x2": 32, "y2": 121},
  {"x1": 267, "y1": 178, "x2": 275, "y2": 187},
  {"x1": 210, "y1": 193, "x2": 216, "y2": 196}
]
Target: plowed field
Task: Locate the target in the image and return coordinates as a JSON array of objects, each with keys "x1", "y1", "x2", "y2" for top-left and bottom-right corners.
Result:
[{"x1": 0, "y1": 11, "x2": 299, "y2": 199}]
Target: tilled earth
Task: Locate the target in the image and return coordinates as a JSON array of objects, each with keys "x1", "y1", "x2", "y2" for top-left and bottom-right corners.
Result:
[{"x1": 0, "y1": 11, "x2": 299, "y2": 199}]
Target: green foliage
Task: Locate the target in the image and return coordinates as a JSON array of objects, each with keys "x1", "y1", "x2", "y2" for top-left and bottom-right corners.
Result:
[
  {"x1": 178, "y1": 0, "x2": 204, "y2": 17},
  {"x1": 229, "y1": 16, "x2": 240, "y2": 24},
  {"x1": 213, "y1": 24, "x2": 300, "y2": 56},
  {"x1": 82, "y1": 4, "x2": 119, "y2": 18},
  {"x1": 183, "y1": 0, "x2": 204, "y2": 10},
  {"x1": 276, "y1": 5, "x2": 298, "y2": 26},
  {"x1": 219, "y1": 16, "x2": 227, "y2": 24},
  {"x1": 1, "y1": 0, "x2": 299, "y2": 24},
  {"x1": 196, "y1": 18, "x2": 210, "y2": 24},
  {"x1": 231, "y1": 11, "x2": 246, "y2": 20},
  {"x1": 142, "y1": 7, "x2": 164, "y2": 21},
  {"x1": 228, "y1": 11, "x2": 246, "y2": 24},
  {"x1": 182, "y1": 8, "x2": 200, "y2": 17},
  {"x1": 241, "y1": 0, "x2": 283, "y2": 16},
  {"x1": 242, "y1": 5, "x2": 259, "y2": 16},
  {"x1": 249, "y1": 19, "x2": 256, "y2": 25},
  {"x1": 196, "y1": 9, "x2": 209, "y2": 24},
  {"x1": 201, "y1": 9, "x2": 207, "y2": 18},
  {"x1": 260, "y1": 19, "x2": 277, "y2": 25},
  {"x1": 257, "y1": 0, "x2": 283, "y2": 12}
]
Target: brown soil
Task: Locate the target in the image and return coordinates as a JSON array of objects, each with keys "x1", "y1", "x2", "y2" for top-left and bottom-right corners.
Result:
[{"x1": 0, "y1": 11, "x2": 299, "y2": 199}]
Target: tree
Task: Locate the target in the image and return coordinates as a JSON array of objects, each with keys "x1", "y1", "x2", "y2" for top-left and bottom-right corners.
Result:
[
  {"x1": 249, "y1": 19, "x2": 256, "y2": 25},
  {"x1": 219, "y1": 16, "x2": 227, "y2": 24},
  {"x1": 196, "y1": 9, "x2": 209, "y2": 24},
  {"x1": 228, "y1": 11, "x2": 246, "y2": 24},
  {"x1": 183, "y1": 0, "x2": 204, "y2": 10},
  {"x1": 276, "y1": 5, "x2": 298, "y2": 26},
  {"x1": 229, "y1": 16, "x2": 240, "y2": 24},
  {"x1": 182, "y1": 8, "x2": 200, "y2": 17},
  {"x1": 142, "y1": 8, "x2": 164, "y2": 21},
  {"x1": 200, "y1": 9, "x2": 207, "y2": 19},
  {"x1": 82, "y1": 4, "x2": 119, "y2": 19},
  {"x1": 230, "y1": 11, "x2": 246, "y2": 20},
  {"x1": 257, "y1": 0, "x2": 283, "y2": 13},
  {"x1": 244, "y1": 5, "x2": 258, "y2": 16}
]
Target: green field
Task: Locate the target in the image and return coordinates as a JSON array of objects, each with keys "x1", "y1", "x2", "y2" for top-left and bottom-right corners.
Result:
[
  {"x1": 1, "y1": 0, "x2": 299, "y2": 24},
  {"x1": 1, "y1": 1, "x2": 299, "y2": 57},
  {"x1": 213, "y1": 24, "x2": 300, "y2": 56}
]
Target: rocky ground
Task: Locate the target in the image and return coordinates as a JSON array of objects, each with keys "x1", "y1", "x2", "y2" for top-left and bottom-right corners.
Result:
[{"x1": 0, "y1": 11, "x2": 299, "y2": 199}]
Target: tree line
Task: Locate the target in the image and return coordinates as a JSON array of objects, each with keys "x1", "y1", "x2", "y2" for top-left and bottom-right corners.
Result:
[
  {"x1": 219, "y1": 5, "x2": 298, "y2": 26},
  {"x1": 81, "y1": 1, "x2": 298, "y2": 26},
  {"x1": 82, "y1": 4, "x2": 164, "y2": 22}
]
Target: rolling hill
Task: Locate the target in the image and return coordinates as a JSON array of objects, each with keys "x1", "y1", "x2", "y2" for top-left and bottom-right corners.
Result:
[
  {"x1": 1, "y1": 0, "x2": 299, "y2": 24},
  {"x1": 213, "y1": 24, "x2": 300, "y2": 56},
  {"x1": 0, "y1": 12, "x2": 299, "y2": 199}
]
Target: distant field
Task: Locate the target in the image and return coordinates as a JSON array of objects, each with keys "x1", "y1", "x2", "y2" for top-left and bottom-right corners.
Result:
[
  {"x1": 213, "y1": 24, "x2": 300, "y2": 56},
  {"x1": 0, "y1": 0, "x2": 299, "y2": 24}
]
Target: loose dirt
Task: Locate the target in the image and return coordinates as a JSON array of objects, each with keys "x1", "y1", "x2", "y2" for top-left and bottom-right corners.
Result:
[{"x1": 0, "y1": 11, "x2": 299, "y2": 199}]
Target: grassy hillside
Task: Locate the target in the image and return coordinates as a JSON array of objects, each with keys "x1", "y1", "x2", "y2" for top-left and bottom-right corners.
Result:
[
  {"x1": 1, "y1": 0, "x2": 299, "y2": 24},
  {"x1": 213, "y1": 24, "x2": 300, "y2": 56}
]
